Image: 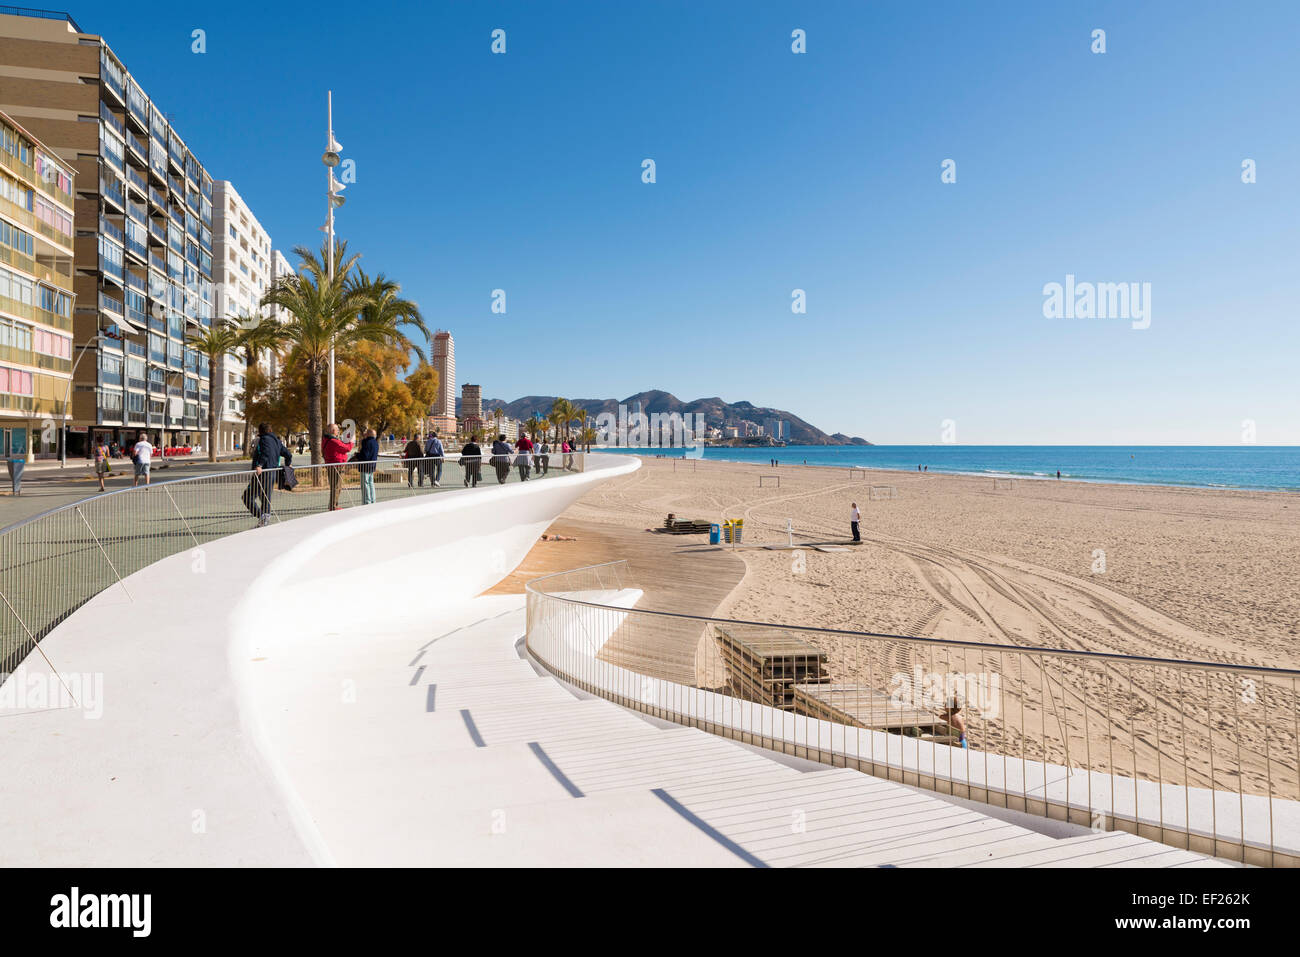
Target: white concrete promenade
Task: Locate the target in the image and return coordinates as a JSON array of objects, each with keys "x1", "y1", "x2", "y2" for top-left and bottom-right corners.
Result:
[{"x1": 0, "y1": 452, "x2": 1229, "y2": 866}]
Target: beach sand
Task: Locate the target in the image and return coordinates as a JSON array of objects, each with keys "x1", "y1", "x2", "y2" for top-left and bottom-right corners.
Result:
[{"x1": 536, "y1": 456, "x2": 1300, "y2": 798}]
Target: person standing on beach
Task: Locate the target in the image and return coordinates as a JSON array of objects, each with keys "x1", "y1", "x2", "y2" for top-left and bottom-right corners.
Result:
[
  {"x1": 850, "y1": 502, "x2": 861, "y2": 543},
  {"x1": 1056, "y1": 470, "x2": 1061, "y2": 480}
]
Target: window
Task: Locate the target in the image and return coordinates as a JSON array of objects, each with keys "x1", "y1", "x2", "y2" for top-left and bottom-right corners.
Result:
[
  {"x1": 1, "y1": 124, "x2": 32, "y2": 166},
  {"x1": 39, "y1": 286, "x2": 72, "y2": 318},
  {"x1": 0, "y1": 265, "x2": 35, "y2": 304},
  {"x1": 0, "y1": 171, "x2": 33, "y2": 210},
  {"x1": 0, "y1": 219, "x2": 35, "y2": 258},
  {"x1": 0, "y1": 366, "x2": 33, "y2": 395},
  {"x1": 34, "y1": 328, "x2": 72, "y2": 359},
  {"x1": 34, "y1": 196, "x2": 73, "y2": 236}
]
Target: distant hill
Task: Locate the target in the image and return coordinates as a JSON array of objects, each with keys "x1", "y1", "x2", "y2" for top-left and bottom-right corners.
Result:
[{"x1": 455, "y1": 390, "x2": 869, "y2": 445}]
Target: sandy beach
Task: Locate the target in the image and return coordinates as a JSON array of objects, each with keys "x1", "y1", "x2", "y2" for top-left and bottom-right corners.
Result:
[{"x1": 543, "y1": 456, "x2": 1300, "y2": 797}]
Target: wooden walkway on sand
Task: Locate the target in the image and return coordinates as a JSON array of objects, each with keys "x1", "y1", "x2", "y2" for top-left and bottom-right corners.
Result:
[{"x1": 484, "y1": 518, "x2": 746, "y2": 686}]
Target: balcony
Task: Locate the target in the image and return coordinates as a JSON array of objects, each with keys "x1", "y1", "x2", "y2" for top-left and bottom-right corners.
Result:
[
  {"x1": 149, "y1": 183, "x2": 166, "y2": 209},
  {"x1": 125, "y1": 233, "x2": 147, "y2": 263},
  {"x1": 148, "y1": 220, "x2": 166, "y2": 246},
  {"x1": 99, "y1": 217, "x2": 125, "y2": 244},
  {"x1": 126, "y1": 166, "x2": 148, "y2": 197},
  {"x1": 126, "y1": 87, "x2": 148, "y2": 131},
  {"x1": 149, "y1": 145, "x2": 167, "y2": 182},
  {"x1": 99, "y1": 290, "x2": 124, "y2": 317},
  {"x1": 149, "y1": 250, "x2": 166, "y2": 273},
  {"x1": 100, "y1": 68, "x2": 125, "y2": 106},
  {"x1": 100, "y1": 176, "x2": 125, "y2": 211},
  {"x1": 0, "y1": 194, "x2": 73, "y2": 249},
  {"x1": 99, "y1": 102, "x2": 125, "y2": 139},
  {"x1": 126, "y1": 132, "x2": 146, "y2": 163}
]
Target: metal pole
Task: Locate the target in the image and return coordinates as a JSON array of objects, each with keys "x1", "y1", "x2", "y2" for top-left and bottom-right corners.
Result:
[
  {"x1": 61, "y1": 333, "x2": 104, "y2": 468},
  {"x1": 327, "y1": 91, "x2": 336, "y2": 426}
]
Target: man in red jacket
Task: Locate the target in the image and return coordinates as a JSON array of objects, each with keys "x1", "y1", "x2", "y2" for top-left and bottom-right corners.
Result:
[{"x1": 322, "y1": 422, "x2": 353, "y2": 511}]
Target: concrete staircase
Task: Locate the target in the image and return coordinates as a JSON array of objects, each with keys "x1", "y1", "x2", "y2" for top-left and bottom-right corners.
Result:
[{"x1": 273, "y1": 599, "x2": 1230, "y2": 868}]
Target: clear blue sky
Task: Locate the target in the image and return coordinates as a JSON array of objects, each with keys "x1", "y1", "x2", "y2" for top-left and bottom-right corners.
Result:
[{"x1": 88, "y1": 0, "x2": 1299, "y2": 443}]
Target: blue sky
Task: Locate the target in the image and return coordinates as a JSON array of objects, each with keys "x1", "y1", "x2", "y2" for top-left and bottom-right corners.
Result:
[{"x1": 86, "y1": 0, "x2": 1299, "y2": 443}]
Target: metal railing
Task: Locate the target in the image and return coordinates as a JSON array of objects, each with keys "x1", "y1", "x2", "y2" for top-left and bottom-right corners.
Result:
[
  {"x1": 525, "y1": 560, "x2": 1300, "y2": 867},
  {"x1": 0, "y1": 450, "x2": 586, "y2": 675}
]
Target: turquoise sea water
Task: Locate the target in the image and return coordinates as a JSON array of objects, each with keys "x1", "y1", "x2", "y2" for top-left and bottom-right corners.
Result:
[{"x1": 600, "y1": 446, "x2": 1300, "y2": 492}]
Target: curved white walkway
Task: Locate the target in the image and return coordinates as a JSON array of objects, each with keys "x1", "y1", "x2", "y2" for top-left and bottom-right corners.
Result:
[{"x1": 0, "y1": 452, "x2": 1227, "y2": 867}]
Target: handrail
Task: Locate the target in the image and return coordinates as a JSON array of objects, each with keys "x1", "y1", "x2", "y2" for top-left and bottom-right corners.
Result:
[
  {"x1": 525, "y1": 561, "x2": 1300, "y2": 680},
  {"x1": 524, "y1": 559, "x2": 1300, "y2": 866},
  {"x1": 0, "y1": 452, "x2": 589, "y2": 673}
]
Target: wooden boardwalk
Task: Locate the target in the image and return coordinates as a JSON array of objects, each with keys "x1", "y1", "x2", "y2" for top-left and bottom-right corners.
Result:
[{"x1": 487, "y1": 518, "x2": 745, "y2": 686}]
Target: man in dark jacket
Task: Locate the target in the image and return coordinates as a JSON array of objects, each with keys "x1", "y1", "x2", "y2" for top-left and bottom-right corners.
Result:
[
  {"x1": 402, "y1": 437, "x2": 423, "y2": 488},
  {"x1": 249, "y1": 422, "x2": 291, "y2": 527},
  {"x1": 356, "y1": 428, "x2": 379, "y2": 504},
  {"x1": 423, "y1": 430, "x2": 445, "y2": 487},
  {"x1": 460, "y1": 436, "x2": 481, "y2": 487},
  {"x1": 490, "y1": 434, "x2": 512, "y2": 484}
]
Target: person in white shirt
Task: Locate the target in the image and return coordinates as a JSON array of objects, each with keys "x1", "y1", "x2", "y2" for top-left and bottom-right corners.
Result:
[
  {"x1": 850, "y1": 502, "x2": 861, "y2": 543},
  {"x1": 132, "y1": 432, "x2": 154, "y2": 487}
]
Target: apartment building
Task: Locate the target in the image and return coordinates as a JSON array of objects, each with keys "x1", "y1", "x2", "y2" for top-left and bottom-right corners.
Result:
[
  {"x1": 431, "y1": 330, "x2": 455, "y2": 416},
  {"x1": 211, "y1": 180, "x2": 272, "y2": 452},
  {"x1": 0, "y1": 109, "x2": 75, "y2": 459},
  {"x1": 0, "y1": 9, "x2": 215, "y2": 456}
]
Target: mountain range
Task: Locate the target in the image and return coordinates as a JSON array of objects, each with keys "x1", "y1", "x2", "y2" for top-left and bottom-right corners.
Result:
[{"x1": 454, "y1": 390, "x2": 869, "y2": 445}]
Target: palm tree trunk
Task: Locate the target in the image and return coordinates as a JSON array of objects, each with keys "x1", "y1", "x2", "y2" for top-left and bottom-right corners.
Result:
[
  {"x1": 208, "y1": 358, "x2": 219, "y2": 463},
  {"x1": 306, "y1": 361, "x2": 323, "y2": 469}
]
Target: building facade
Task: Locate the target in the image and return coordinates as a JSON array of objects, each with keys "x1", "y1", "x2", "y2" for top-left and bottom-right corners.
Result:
[
  {"x1": 461, "y1": 383, "x2": 481, "y2": 420},
  {"x1": 211, "y1": 180, "x2": 272, "y2": 453},
  {"x1": 0, "y1": 109, "x2": 75, "y2": 459},
  {"x1": 431, "y1": 330, "x2": 454, "y2": 419},
  {"x1": 0, "y1": 9, "x2": 215, "y2": 457}
]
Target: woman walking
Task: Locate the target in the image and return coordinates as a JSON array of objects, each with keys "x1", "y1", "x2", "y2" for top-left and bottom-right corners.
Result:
[{"x1": 93, "y1": 437, "x2": 111, "y2": 492}]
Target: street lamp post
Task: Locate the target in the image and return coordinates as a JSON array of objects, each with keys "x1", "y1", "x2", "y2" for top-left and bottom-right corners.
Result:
[
  {"x1": 60, "y1": 331, "x2": 114, "y2": 467},
  {"x1": 323, "y1": 91, "x2": 345, "y2": 425}
]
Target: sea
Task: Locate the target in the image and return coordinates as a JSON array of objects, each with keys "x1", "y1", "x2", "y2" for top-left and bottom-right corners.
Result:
[{"x1": 598, "y1": 445, "x2": 1300, "y2": 492}]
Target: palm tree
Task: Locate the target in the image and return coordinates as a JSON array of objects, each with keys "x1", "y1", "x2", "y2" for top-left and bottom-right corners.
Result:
[
  {"x1": 549, "y1": 397, "x2": 574, "y2": 442},
  {"x1": 260, "y1": 241, "x2": 423, "y2": 464},
  {"x1": 567, "y1": 404, "x2": 586, "y2": 443},
  {"x1": 347, "y1": 268, "x2": 429, "y2": 364},
  {"x1": 491, "y1": 406, "x2": 505, "y2": 436},
  {"x1": 186, "y1": 319, "x2": 244, "y2": 462},
  {"x1": 525, "y1": 414, "x2": 544, "y2": 442},
  {"x1": 233, "y1": 313, "x2": 284, "y2": 454}
]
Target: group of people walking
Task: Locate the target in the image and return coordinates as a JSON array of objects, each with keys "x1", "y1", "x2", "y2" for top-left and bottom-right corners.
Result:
[
  {"x1": 455, "y1": 433, "x2": 576, "y2": 488},
  {"x1": 244, "y1": 424, "x2": 579, "y2": 526}
]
